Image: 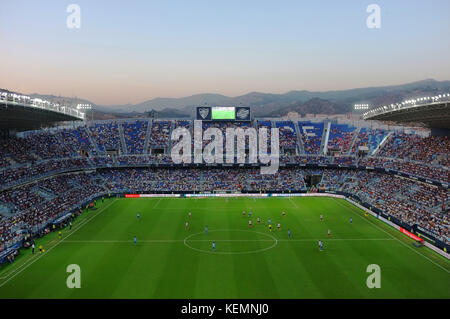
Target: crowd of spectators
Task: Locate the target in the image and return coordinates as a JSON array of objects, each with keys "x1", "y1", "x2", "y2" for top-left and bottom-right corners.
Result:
[
  {"x1": 327, "y1": 124, "x2": 357, "y2": 154},
  {"x1": 275, "y1": 121, "x2": 298, "y2": 151},
  {"x1": 0, "y1": 158, "x2": 90, "y2": 190},
  {"x1": 311, "y1": 169, "x2": 449, "y2": 243},
  {"x1": 89, "y1": 122, "x2": 123, "y2": 153},
  {"x1": 0, "y1": 172, "x2": 105, "y2": 248},
  {"x1": 0, "y1": 121, "x2": 448, "y2": 190},
  {"x1": 337, "y1": 170, "x2": 449, "y2": 244},
  {"x1": 1, "y1": 119, "x2": 449, "y2": 249},
  {"x1": 123, "y1": 120, "x2": 148, "y2": 154},
  {"x1": 293, "y1": 156, "x2": 330, "y2": 165},
  {"x1": 360, "y1": 157, "x2": 449, "y2": 183},
  {"x1": 149, "y1": 120, "x2": 171, "y2": 148},
  {"x1": 298, "y1": 121, "x2": 324, "y2": 154},
  {"x1": 378, "y1": 133, "x2": 450, "y2": 166}
]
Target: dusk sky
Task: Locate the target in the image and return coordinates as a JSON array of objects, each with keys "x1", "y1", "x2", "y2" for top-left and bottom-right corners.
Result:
[{"x1": 1, "y1": 0, "x2": 449, "y2": 105}]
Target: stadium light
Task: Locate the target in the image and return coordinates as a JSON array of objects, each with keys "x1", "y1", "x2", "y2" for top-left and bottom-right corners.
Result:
[
  {"x1": 77, "y1": 103, "x2": 93, "y2": 121},
  {"x1": 77, "y1": 103, "x2": 92, "y2": 110},
  {"x1": 363, "y1": 92, "x2": 450, "y2": 119},
  {"x1": 354, "y1": 103, "x2": 370, "y2": 110}
]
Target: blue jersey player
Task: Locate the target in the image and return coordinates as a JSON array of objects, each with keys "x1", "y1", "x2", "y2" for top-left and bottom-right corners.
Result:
[
  {"x1": 318, "y1": 240, "x2": 323, "y2": 251},
  {"x1": 350, "y1": 217, "x2": 352, "y2": 224},
  {"x1": 134, "y1": 236, "x2": 137, "y2": 246},
  {"x1": 288, "y1": 229, "x2": 291, "y2": 239},
  {"x1": 137, "y1": 213, "x2": 140, "y2": 220},
  {"x1": 212, "y1": 241, "x2": 215, "y2": 252},
  {"x1": 205, "y1": 225, "x2": 208, "y2": 234}
]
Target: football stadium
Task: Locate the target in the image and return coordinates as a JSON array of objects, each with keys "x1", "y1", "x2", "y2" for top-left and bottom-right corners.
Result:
[
  {"x1": 0, "y1": 95, "x2": 449, "y2": 299},
  {"x1": 0, "y1": 1, "x2": 449, "y2": 310}
]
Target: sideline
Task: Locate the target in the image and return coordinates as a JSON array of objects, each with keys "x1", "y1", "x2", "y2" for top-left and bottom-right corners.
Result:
[
  {"x1": 0, "y1": 199, "x2": 118, "y2": 287},
  {"x1": 333, "y1": 198, "x2": 450, "y2": 274}
]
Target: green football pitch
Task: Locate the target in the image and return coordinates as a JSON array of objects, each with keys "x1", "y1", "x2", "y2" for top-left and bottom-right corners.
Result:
[{"x1": 0, "y1": 196, "x2": 449, "y2": 298}]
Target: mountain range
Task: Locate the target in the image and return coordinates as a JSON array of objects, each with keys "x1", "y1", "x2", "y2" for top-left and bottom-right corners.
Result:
[{"x1": 9, "y1": 79, "x2": 450, "y2": 119}]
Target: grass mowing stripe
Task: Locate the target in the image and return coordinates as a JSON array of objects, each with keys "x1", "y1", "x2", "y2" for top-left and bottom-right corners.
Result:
[
  {"x1": 1, "y1": 197, "x2": 448, "y2": 298},
  {"x1": 0, "y1": 252, "x2": 36, "y2": 280},
  {"x1": 333, "y1": 198, "x2": 450, "y2": 274},
  {"x1": 0, "y1": 198, "x2": 118, "y2": 288},
  {"x1": 0, "y1": 236, "x2": 61, "y2": 281},
  {"x1": 62, "y1": 238, "x2": 395, "y2": 243}
]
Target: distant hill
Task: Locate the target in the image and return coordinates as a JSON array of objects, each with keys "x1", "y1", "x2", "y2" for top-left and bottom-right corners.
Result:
[
  {"x1": 130, "y1": 93, "x2": 232, "y2": 112},
  {"x1": 3, "y1": 79, "x2": 450, "y2": 120},
  {"x1": 113, "y1": 79, "x2": 450, "y2": 117}
]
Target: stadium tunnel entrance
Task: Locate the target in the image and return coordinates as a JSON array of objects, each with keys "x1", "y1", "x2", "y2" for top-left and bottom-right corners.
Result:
[{"x1": 304, "y1": 174, "x2": 322, "y2": 188}]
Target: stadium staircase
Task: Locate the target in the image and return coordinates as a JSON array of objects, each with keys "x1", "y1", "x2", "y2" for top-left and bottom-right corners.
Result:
[
  {"x1": 85, "y1": 126, "x2": 101, "y2": 155},
  {"x1": 85, "y1": 155, "x2": 96, "y2": 168},
  {"x1": 0, "y1": 203, "x2": 13, "y2": 218},
  {"x1": 433, "y1": 199, "x2": 449, "y2": 213},
  {"x1": 112, "y1": 155, "x2": 119, "y2": 166},
  {"x1": 296, "y1": 172, "x2": 307, "y2": 190},
  {"x1": 168, "y1": 121, "x2": 175, "y2": 155},
  {"x1": 189, "y1": 120, "x2": 194, "y2": 139},
  {"x1": 199, "y1": 170, "x2": 205, "y2": 190},
  {"x1": 118, "y1": 124, "x2": 128, "y2": 155},
  {"x1": 372, "y1": 131, "x2": 393, "y2": 156},
  {"x1": 143, "y1": 119, "x2": 152, "y2": 154},
  {"x1": 321, "y1": 121, "x2": 331, "y2": 155},
  {"x1": 271, "y1": 120, "x2": 276, "y2": 130},
  {"x1": 294, "y1": 122, "x2": 305, "y2": 154},
  {"x1": 35, "y1": 187, "x2": 56, "y2": 201},
  {"x1": 253, "y1": 120, "x2": 259, "y2": 131},
  {"x1": 347, "y1": 127, "x2": 361, "y2": 155}
]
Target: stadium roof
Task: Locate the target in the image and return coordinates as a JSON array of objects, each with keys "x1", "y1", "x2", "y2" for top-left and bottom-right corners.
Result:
[
  {"x1": 363, "y1": 95, "x2": 450, "y2": 129},
  {"x1": 0, "y1": 94, "x2": 85, "y2": 131}
]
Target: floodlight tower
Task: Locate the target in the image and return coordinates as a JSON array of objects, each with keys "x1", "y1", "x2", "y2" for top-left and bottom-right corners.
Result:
[
  {"x1": 77, "y1": 103, "x2": 93, "y2": 121},
  {"x1": 353, "y1": 103, "x2": 370, "y2": 118},
  {"x1": 353, "y1": 103, "x2": 370, "y2": 111}
]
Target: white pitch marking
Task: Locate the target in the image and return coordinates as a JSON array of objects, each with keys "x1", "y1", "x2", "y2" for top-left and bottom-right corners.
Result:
[
  {"x1": 289, "y1": 197, "x2": 299, "y2": 208},
  {"x1": 0, "y1": 199, "x2": 118, "y2": 286},
  {"x1": 333, "y1": 198, "x2": 450, "y2": 274}
]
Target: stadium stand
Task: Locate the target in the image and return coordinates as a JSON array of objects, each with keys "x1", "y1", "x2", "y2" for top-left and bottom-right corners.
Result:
[
  {"x1": 275, "y1": 121, "x2": 299, "y2": 154},
  {"x1": 298, "y1": 121, "x2": 324, "y2": 154},
  {"x1": 0, "y1": 118, "x2": 448, "y2": 252},
  {"x1": 350, "y1": 127, "x2": 388, "y2": 156},
  {"x1": 327, "y1": 123, "x2": 357, "y2": 154},
  {"x1": 122, "y1": 120, "x2": 148, "y2": 154}
]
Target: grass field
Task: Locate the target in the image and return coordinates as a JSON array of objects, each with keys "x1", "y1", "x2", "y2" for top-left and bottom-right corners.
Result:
[{"x1": 0, "y1": 196, "x2": 449, "y2": 299}]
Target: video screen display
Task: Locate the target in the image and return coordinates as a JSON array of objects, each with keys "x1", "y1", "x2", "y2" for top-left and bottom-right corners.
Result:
[{"x1": 211, "y1": 107, "x2": 236, "y2": 120}]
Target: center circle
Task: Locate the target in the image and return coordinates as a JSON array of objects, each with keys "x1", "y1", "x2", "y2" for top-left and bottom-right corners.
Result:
[{"x1": 183, "y1": 229, "x2": 278, "y2": 255}]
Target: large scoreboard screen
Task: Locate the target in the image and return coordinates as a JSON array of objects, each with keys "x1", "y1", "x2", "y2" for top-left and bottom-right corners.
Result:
[
  {"x1": 211, "y1": 107, "x2": 235, "y2": 120},
  {"x1": 196, "y1": 106, "x2": 251, "y2": 121}
]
